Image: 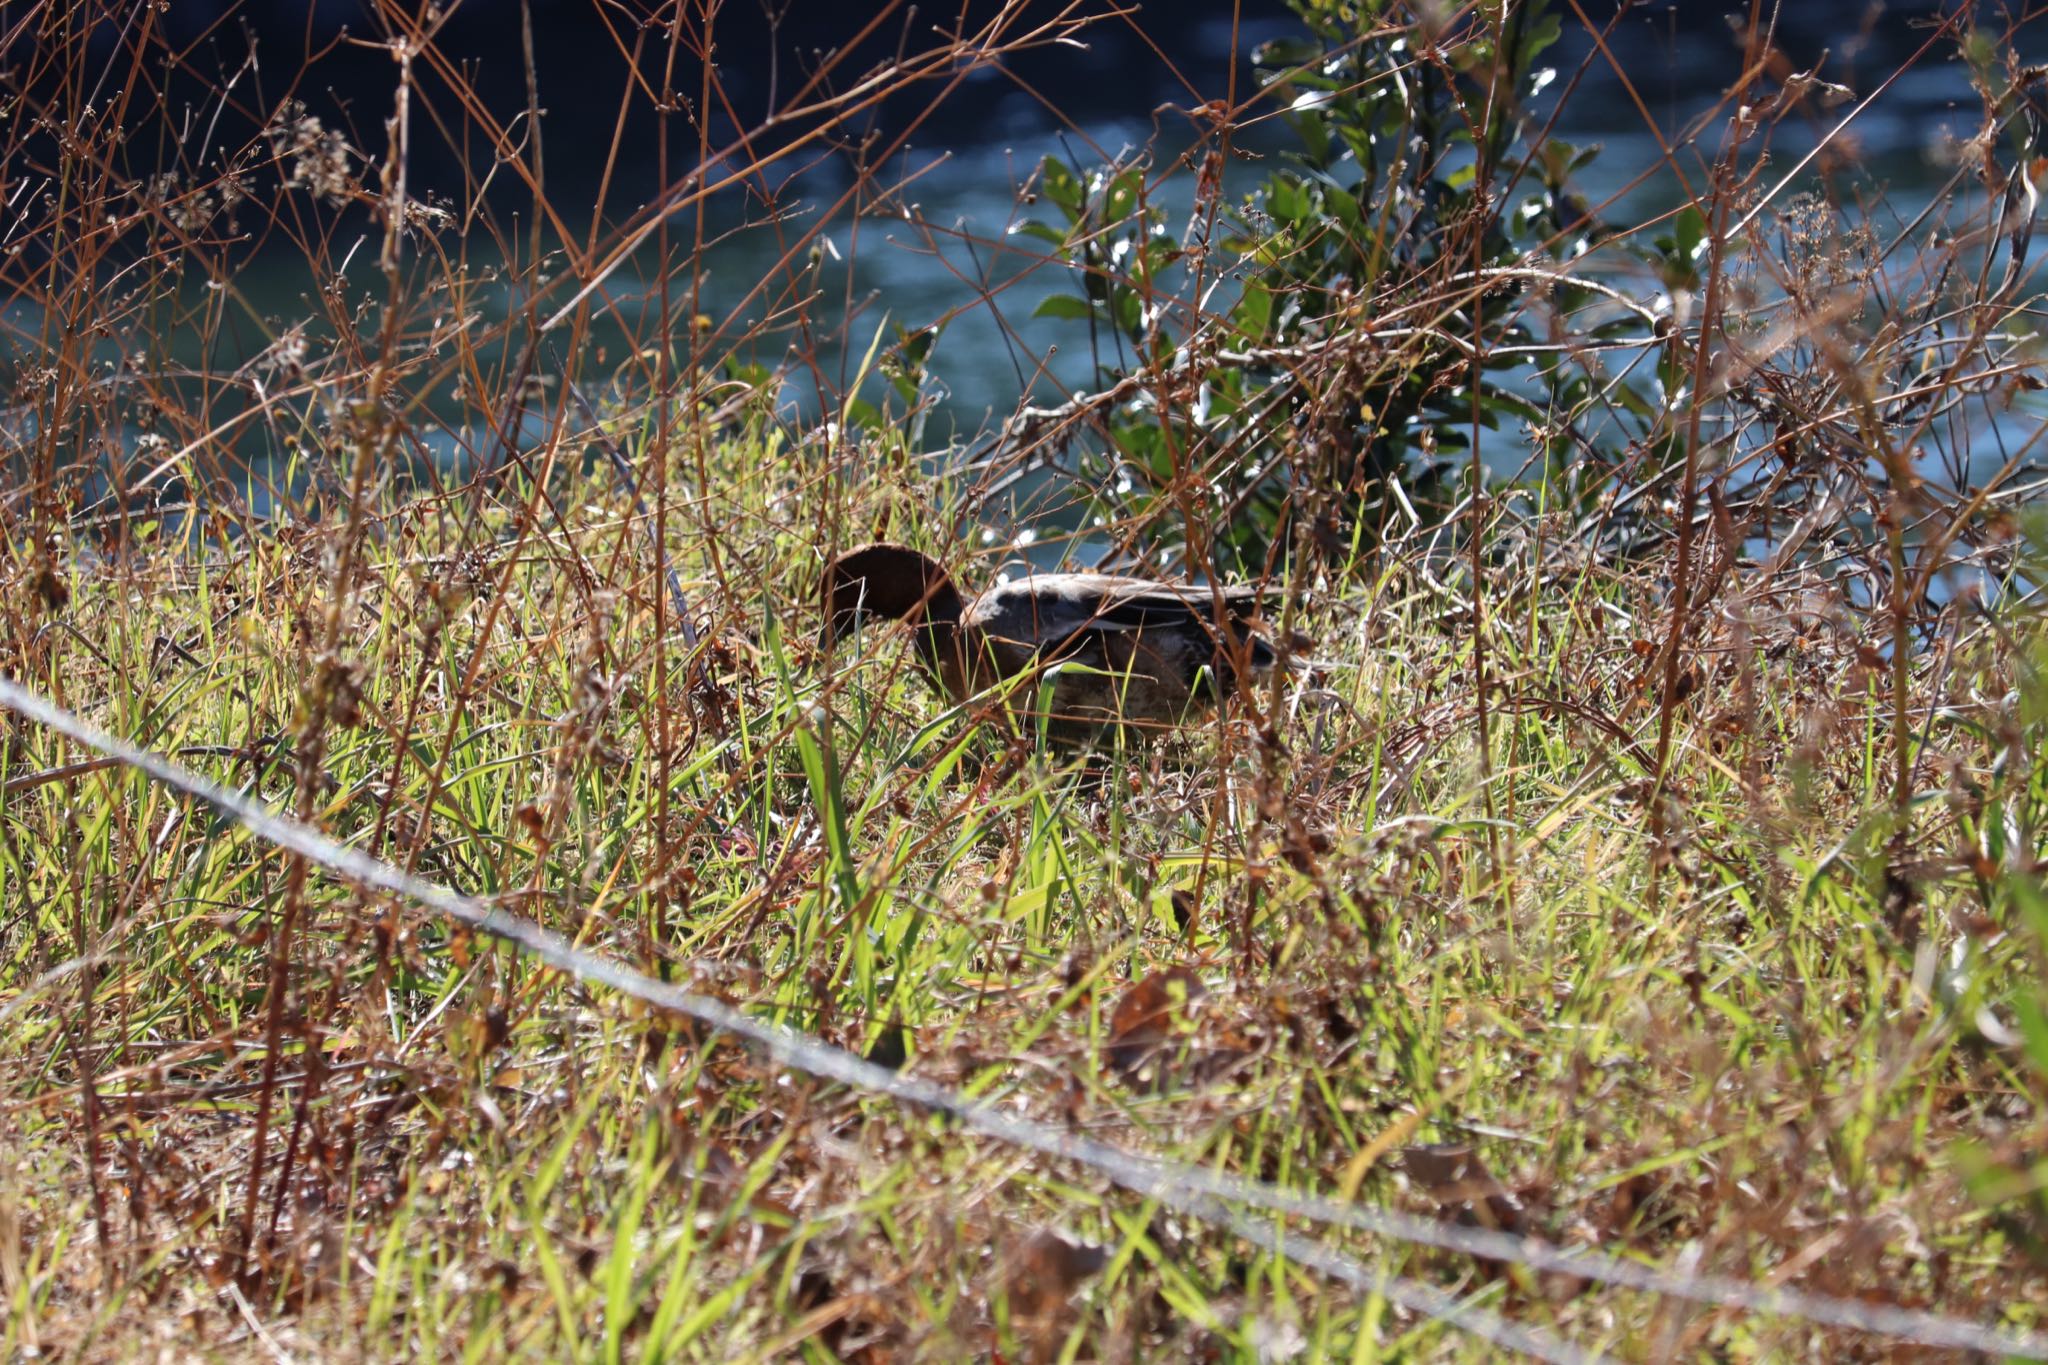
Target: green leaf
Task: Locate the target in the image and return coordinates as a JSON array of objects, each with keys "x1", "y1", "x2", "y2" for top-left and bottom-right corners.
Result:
[
  {"x1": 1112, "y1": 421, "x2": 1170, "y2": 482},
  {"x1": 1104, "y1": 167, "x2": 1143, "y2": 223},
  {"x1": 1672, "y1": 205, "x2": 1706, "y2": 263},
  {"x1": 1518, "y1": 11, "x2": 1563, "y2": 68},
  {"x1": 1252, "y1": 37, "x2": 1323, "y2": 69},
  {"x1": 1032, "y1": 293, "x2": 1094, "y2": 321},
  {"x1": 1009, "y1": 218, "x2": 1069, "y2": 248},
  {"x1": 1233, "y1": 281, "x2": 1274, "y2": 342},
  {"x1": 1113, "y1": 288, "x2": 1143, "y2": 340},
  {"x1": 1324, "y1": 184, "x2": 1361, "y2": 233},
  {"x1": 843, "y1": 396, "x2": 881, "y2": 431},
  {"x1": 1041, "y1": 156, "x2": 1084, "y2": 221},
  {"x1": 1291, "y1": 107, "x2": 1332, "y2": 167},
  {"x1": 882, "y1": 325, "x2": 940, "y2": 407},
  {"x1": 899, "y1": 324, "x2": 938, "y2": 369},
  {"x1": 1267, "y1": 175, "x2": 1312, "y2": 225}
]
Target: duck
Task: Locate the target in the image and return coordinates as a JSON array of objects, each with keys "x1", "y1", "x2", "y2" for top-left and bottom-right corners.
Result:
[{"x1": 817, "y1": 542, "x2": 1280, "y2": 744}]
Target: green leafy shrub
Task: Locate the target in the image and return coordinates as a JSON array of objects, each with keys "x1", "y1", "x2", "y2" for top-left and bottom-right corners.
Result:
[{"x1": 1014, "y1": 0, "x2": 1622, "y2": 572}]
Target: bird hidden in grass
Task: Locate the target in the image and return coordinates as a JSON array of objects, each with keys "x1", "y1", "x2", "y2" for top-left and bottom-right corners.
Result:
[{"x1": 817, "y1": 542, "x2": 1287, "y2": 747}]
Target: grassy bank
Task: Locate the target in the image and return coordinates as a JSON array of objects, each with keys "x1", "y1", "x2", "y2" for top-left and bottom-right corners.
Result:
[
  {"x1": 7, "y1": 450, "x2": 2048, "y2": 1358},
  {"x1": 9, "y1": 0, "x2": 2048, "y2": 1359}
]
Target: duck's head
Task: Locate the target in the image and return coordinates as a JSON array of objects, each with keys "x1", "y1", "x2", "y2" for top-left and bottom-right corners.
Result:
[{"x1": 817, "y1": 543, "x2": 961, "y2": 650}]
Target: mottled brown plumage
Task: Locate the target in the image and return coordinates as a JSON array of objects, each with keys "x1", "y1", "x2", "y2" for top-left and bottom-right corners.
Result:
[{"x1": 818, "y1": 542, "x2": 1279, "y2": 743}]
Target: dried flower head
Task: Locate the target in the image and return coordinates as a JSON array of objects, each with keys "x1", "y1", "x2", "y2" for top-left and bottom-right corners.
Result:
[{"x1": 266, "y1": 100, "x2": 355, "y2": 204}]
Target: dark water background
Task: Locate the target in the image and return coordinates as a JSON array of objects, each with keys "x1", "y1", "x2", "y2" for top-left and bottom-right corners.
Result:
[{"x1": 11, "y1": 0, "x2": 2046, "y2": 502}]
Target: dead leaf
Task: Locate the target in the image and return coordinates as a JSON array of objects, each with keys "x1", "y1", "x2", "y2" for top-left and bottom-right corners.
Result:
[
  {"x1": 1106, "y1": 966, "x2": 1208, "y2": 1088},
  {"x1": 1002, "y1": 1228, "x2": 1109, "y2": 1360}
]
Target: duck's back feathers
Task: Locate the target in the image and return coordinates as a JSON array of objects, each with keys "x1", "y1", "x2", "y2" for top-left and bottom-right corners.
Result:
[
  {"x1": 967, "y1": 573, "x2": 1272, "y2": 646},
  {"x1": 963, "y1": 572, "x2": 1277, "y2": 737}
]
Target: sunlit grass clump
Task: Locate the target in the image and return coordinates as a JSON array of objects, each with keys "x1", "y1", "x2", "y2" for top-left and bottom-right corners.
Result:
[{"x1": 8, "y1": 453, "x2": 2048, "y2": 1356}]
